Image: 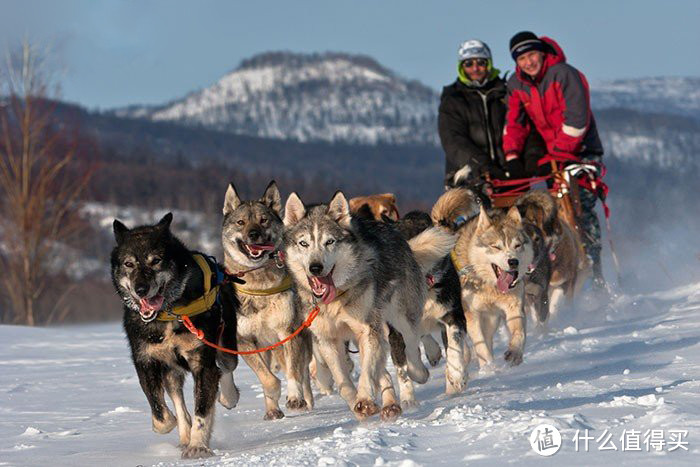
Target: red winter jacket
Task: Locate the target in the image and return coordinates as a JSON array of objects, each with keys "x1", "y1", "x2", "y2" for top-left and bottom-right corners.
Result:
[{"x1": 503, "y1": 37, "x2": 603, "y2": 162}]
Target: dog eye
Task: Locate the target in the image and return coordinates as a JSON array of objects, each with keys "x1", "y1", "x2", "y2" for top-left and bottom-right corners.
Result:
[
  {"x1": 325, "y1": 239, "x2": 335, "y2": 246},
  {"x1": 299, "y1": 240, "x2": 309, "y2": 248},
  {"x1": 514, "y1": 243, "x2": 522, "y2": 250},
  {"x1": 151, "y1": 258, "x2": 161, "y2": 266},
  {"x1": 260, "y1": 217, "x2": 268, "y2": 224},
  {"x1": 490, "y1": 244, "x2": 501, "y2": 250},
  {"x1": 236, "y1": 220, "x2": 245, "y2": 226},
  {"x1": 124, "y1": 261, "x2": 134, "y2": 268}
]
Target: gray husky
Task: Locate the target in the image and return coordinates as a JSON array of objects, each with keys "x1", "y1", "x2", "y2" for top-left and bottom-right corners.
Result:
[
  {"x1": 111, "y1": 213, "x2": 239, "y2": 458},
  {"x1": 434, "y1": 190, "x2": 535, "y2": 369},
  {"x1": 283, "y1": 191, "x2": 454, "y2": 420},
  {"x1": 222, "y1": 181, "x2": 314, "y2": 420}
]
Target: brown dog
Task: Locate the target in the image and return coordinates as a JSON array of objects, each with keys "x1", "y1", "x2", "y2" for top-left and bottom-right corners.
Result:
[{"x1": 349, "y1": 193, "x2": 400, "y2": 221}]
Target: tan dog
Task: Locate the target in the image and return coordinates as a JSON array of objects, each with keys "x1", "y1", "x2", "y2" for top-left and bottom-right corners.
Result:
[
  {"x1": 433, "y1": 189, "x2": 534, "y2": 369},
  {"x1": 349, "y1": 193, "x2": 400, "y2": 221}
]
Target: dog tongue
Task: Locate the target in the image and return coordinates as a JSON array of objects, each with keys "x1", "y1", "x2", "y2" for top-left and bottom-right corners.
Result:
[
  {"x1": 496, "y1": 270, "x2": 515, "y2": 294},
  {"x1": 248, "y1": 243, "x2": 275, "y2": 253},
  {"x1": 311, "y1": 274, "x2": 337, "y2": 305},
  {"x1": 139, "y1": 295, "x2": 164, "y2": 313}
]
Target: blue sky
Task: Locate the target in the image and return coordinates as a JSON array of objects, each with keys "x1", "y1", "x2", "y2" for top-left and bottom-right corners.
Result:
[{"x1": 3, "y1": 0, "x2": 699, "y2": 109}]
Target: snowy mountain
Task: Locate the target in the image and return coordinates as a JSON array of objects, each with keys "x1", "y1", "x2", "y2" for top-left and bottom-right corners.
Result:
[
  {"x1": 591, "y1": 77, "x2": 700, "y2": 121},
  {"x1": 2, "y1": 283, "x2": 699, "y2": 465},
  {"x1": 115, "y1": 52, "x2": 439, "y2": 145}
]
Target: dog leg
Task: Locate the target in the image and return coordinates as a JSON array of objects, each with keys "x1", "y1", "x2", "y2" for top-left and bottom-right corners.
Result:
[
  {"x1": 465, "y1": 308, "x2": 494, "y2": 369},
  {"x1": 442, "y1": 320, "x2": 468, "y2": 395},
  {"x1": 481, "y1": 313, "x2": 501, "y2": 357},
  {"x1": 134, "y1": 360, "x2": 177, "y2": 435},
  {"x1": 311, "y1": 340, "x2": 334, "y2": 395},
  {"x1": 163, "y1": 369, "x2": 192, "y2": 447},
  {"x1": 181, "y1": 364, "x2": 219, "y2": 459},
  {"x1": 548, "y1": 286, "x2": 565, "y2": 318},
  {"x1": 300, "y1": 331, "x2": 315, "y2": 409},
  {"x1": 240, "y1": 342, "x2": 284, "y2": 420},
  {"x1": 316, "y1": 337, "x2": 358, "y2": 413},
  {"x1": 388, "y1": 326, "x2": 417, "y2": 409},
  {"x1": 378, "y1": 370, "x2": 402, "y2": 421},
  {"x1": 218, "y1": 370, "x2": 240, "y2": 409},
  {"x1": 354, "y1": 323, "x2": 385, "y2": 418},
  {"x1": 503, "y1": 302, "x2": 526, "y2": 367},
  {"x1": 421, "y1": 334, "x2": 442, "y2": 367},
  {"x1": 388, "y1": 318, "x2": 429, "y2": 384},
  {"x1": 283, "y1": 328, "x2": 311, "y2": 411}
]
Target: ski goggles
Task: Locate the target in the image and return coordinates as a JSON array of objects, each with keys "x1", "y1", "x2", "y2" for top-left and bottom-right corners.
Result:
[{"x1": 462, "y1": 58, "x2": 488, "y2": 68}]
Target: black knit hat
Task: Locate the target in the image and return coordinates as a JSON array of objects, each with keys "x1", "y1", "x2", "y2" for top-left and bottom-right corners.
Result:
[{"x1": 509, "y1": 31, "x2": 546, "y2": 60}]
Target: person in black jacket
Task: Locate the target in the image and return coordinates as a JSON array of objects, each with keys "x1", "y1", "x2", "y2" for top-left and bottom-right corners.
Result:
[{"x1": 438, "y1": 39, "x2": 542, "y2": 189}]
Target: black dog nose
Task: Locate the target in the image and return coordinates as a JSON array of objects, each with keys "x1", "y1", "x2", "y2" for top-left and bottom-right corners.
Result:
[
  {"x1": 309, "y1": 263, "x2": 324, "y2": 276},
  {"x1": 248, "y1": 229, "x2": 261, "y2": 242},
  {"x1": 507, "y1": 258, "x2": 519, "y2": 269},
  {"x1": 135, "y1": 283, "x2": 149, "y2": 298}
]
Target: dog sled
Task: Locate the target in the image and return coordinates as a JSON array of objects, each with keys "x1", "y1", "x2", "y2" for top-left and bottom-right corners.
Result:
[{"x1": 485, "y1": 157, "x2": 620, "y2": 283}]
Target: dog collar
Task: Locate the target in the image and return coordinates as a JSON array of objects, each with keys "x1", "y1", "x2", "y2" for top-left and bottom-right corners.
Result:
[
  {"x1": 450, "y1": 249, "x2": 474, "y2": 277},
  {"x1": 235, "y1": 274, "x2": 294, "y2": 296},
  {"x1": 157, "y1": 254, "x2": 219, "y2": 321}
]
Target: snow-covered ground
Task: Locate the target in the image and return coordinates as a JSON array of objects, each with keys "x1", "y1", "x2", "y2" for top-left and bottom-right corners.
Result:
[{"x1": 2, "y1": 283, "x2": 699, "y2": 466}]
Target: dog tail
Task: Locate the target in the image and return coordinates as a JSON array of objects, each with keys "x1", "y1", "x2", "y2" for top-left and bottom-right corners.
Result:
[
  {"x1": 408, "y1": 227, "x2": 456, "y2": 275},
  {"x1": 431, "y1": 188, "x2": 477, "y2": 231}
]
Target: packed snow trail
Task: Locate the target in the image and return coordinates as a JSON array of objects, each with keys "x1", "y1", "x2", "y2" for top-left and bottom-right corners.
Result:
[{"x1": 1, "y1": 284, "x2": 699, "y2": 466}]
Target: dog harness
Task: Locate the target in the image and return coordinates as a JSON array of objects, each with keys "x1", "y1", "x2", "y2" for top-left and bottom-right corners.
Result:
[
  {"x1": 157, "y1": 254, "x2": 220, "y2": 321},
  {"x1": 234, "y1": 274, "x2": 294, "y2": 296}
]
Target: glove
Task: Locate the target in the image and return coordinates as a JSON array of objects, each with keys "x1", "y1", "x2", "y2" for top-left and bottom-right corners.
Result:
[{"x1": 504, "y1": 158, "x2": 527, "y2": 179}]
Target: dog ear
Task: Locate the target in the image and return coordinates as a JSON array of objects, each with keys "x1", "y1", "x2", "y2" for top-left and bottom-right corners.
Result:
[
  {"x1": 476, "y1": 205, "x2": 492, "y2": 232},
  {"x1": 380, "y1": 193, "x2": 396, "y2": 203},
  {"x1": 113, "y1": 219, "x2": 129, "y2": 244},
  {"x1": 156, "y1": 213, "x2": 173, "y2": 232},
  {"x1": 224, "y1": 183, "x2": 242, "y2": 216},
  {"x1": 328, "y1": 191, "x2": 351, "y2": 227},
  {"x1": 506, "y1": 205, "x2": 522, "y2": 223},
  {"x1": 261, "y1": 180, "x2": 282, "y2": 214},
  {"x1": 283, "y1": 192, "x2": 306, "y2": 226}
]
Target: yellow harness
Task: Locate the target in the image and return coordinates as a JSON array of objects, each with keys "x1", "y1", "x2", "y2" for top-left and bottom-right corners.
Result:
[
  {"x1": 234, "y1": 274, "x2": 294, "y2": 296},
  {"x1": 157, "y1": 254, "x2": 220, "y2": 321}
]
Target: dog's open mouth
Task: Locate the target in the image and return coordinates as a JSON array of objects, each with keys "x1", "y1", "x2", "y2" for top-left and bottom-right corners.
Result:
[
  {"x1": 138, "y1": 289, "x2": 164, "y2": 322},
  {"x1": 237, "y1": 239, "x2": 275, "y2": 260},
  {"x1": 492, "y1": 264, "x2": 519, "y2": 294},
  {"x1": 307, "y1": 268, "x2": 337, "y2": 305}
]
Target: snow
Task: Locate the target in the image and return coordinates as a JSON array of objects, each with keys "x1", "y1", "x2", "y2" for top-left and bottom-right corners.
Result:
[{"x1": 2, "y1": 283, "x2": 700, "y2": 465}]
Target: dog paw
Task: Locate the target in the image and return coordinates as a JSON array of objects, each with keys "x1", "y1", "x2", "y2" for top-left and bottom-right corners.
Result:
[
  {"x1": 408, "y1": 362, "x2": 429, "y2": 384},
  {"x1": 504, "y1": 349, "x2": 523, "y2": 366},
  {"x1": 263, "y1": 408, "x2": 285, "y2": 420},
  {"x1": 286, "y1": 397, "x2": 308, "y2": 411},
  {"x1": 181, "y1": 445, "x2": 213, "y2": 459},
  {"x1": 218, "y1": 387, "x2": 240, "y2": 410},
  {"x1": 445, "y1": 372, "x2": 468, "y2": 395},
  {"x1": 151, "y1": 411, "x2": 177, "y2": 434},
  {"x1": 381, "y1": 403, "x2": 402, "y2": 422},
  {"x1": 400, "y1": 399, "x2": 419, "y2": 410},
  {"x1": 353, "y1": 399, "x2": 380, "y2": 419}
]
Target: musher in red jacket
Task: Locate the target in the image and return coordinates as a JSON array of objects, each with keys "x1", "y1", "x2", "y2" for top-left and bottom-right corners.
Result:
[{"x1": 503, "y1": 31, "x2": 607, "y2": 291}]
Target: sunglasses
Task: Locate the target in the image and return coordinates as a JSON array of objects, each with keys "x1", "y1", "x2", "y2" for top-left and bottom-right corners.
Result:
[{"x1": 462, "y1": 58, "x2": 488, "y2": 68}]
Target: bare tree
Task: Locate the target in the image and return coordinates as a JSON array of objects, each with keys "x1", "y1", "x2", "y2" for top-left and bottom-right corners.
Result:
[{"x1": 0, "y1": 39, "x2": 94, "y2": 325}]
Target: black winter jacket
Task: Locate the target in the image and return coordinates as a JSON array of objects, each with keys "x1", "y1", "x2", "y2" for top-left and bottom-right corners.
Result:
[{"x1": 438, "y1": 77, "x2": 544, "y2": 182}]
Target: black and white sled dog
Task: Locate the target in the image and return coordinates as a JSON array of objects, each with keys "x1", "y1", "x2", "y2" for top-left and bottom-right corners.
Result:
[
  {"x1": 111, "y1": 213, "x2": 239, "y2": 459},
  {"x1": 282, "y1": 191, "x2": 455, "y2": 420},
  {"x1": 353, "y1": 207, "x2": 468, "y2": 406},
  {"x1": 221, "y1": 181, "x2": 314, "y2": 420}
]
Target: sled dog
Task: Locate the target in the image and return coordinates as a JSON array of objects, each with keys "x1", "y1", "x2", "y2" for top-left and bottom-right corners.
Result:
[
  {"x1": 349, "y1": 193, "x2": 400, "y2": 221},
  {"x1": 283, "y1": 191, "x2": 454, "y2": 420},
  {"x1": 433, "y1": 190, "x2": 534, "y2": 369},
  {"x1": 221, "y1": 181, "x2": 313, "y2": 420},
  {"x1": 516, "y1": 190, "x2": 590, "y2": 318},
  {"x1": 111, "y1": 213, "x2": 239, "y2": 459},
  {"x1": 387, "y1": 210, "x2": 469, "y2": 405}
]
